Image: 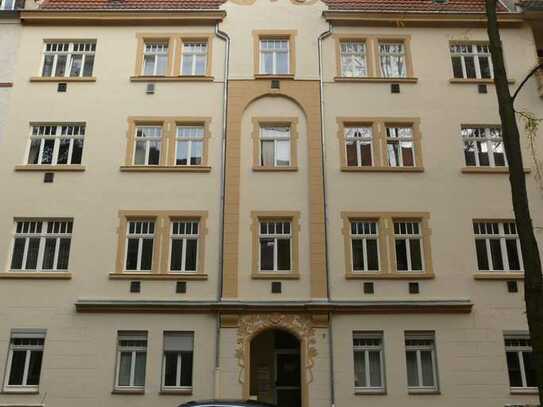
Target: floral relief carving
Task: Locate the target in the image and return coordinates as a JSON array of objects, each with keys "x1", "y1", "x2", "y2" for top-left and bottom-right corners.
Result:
[{"x1": 235, "y1": 313, "x2": 318, "y2": 385}]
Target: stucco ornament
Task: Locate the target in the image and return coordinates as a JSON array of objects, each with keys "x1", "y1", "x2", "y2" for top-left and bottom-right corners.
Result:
[{"x1": 235, "y1": 313, "x2": 318, "y2": 384}]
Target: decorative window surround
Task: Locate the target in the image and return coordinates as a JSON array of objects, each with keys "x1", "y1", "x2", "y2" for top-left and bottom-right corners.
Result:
[
  {"x1": 342, "y1": 212, "x2": 433, "y2": 280},
  {"x1": 251, "y1": 211, "x2": 300, "y2": 280},
  {"x1": 122, "y1": 117, "x2": 211, "y2": 172},
  {"x1": 251, "y1": 117, "x2": 299, "y2": 171},
  {"x1": 112, "y1": 211, "x2": 208, "y2": 280},
  {"x1": 133, "y1": 33, "x2": 213, "y2": 81},
  {"x1": 337, "y1": 118, "x2": 423, "y2": 172},
  {"x1": 334, "y1": 35, "x2": 416, "y2": 82},
  {"x1": 253, "y1": 30, "x2": 297, "y2": 78}
]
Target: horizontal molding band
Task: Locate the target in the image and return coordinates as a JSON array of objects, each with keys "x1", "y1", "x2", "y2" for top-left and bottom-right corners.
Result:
[{"x1": 75, "y1": 299, "x2": 473, "y2": 314}]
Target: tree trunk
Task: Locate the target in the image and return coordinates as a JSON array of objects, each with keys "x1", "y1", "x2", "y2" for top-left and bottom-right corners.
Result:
[{"x1": 486, "y1": 0, "x2": 543, "y2": 404}]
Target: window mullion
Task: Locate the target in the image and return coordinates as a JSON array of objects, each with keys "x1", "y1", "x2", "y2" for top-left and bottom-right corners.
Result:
[
  {"x1": 485, "y1": 238, "x2": 493, "y2": 271},
  {"x1": 67, "y1": 138, "x2": 74, "y2": 164},
  {"x1": 518, "y1": 351, "x2": 527, "y2": 387},
  {"x1": 22, "y1": 349, "x2": 31, "y2": 386},
  {"x1": 21, "y1": 237, "x2": 29, "y2": 270},
  {"x1": 137, "y1": 238, "x2": 143, "y2": 271},
  {"x1": 52, "y1": 136, "x2": 60, "y2": 165},
  {"x1": 416, "y1": 350, "x2": 423, "y2": 387},
  {"x1": 176, "y1": 353, "x2": 182, "y2": 387},
  {"x1": 36, "y1": 235, "x2": 46, "y2": 271},
  {"x1": 362, "y1": 238, "x2": 368, "y2": 271},
  {"x1": 52, "y1": 236, "x2": 60, "y2": 270},
  {"x1": 130, "y1": 351, "x2": 136, "y2": 387},
  {"x1": 181, "y1": 237, "x2": 187, "y2": 272},
  {"x1": 406, "y1": 238, "x2": 412, "y2": 271},
  {"x1": 4, "y1": 350, "x2": 14, "y2": 387},
  {"x1": 516, "y1": 239, "x2": 524, "y2": 270},
  {"x1": 500, "y1": 236, "x2": 510, "y2": 271},
  {"x1": 364, "y1": 349, "x2": 370, "y2": 387},
  {"x1": 274, "y1": 237, "x2": 278, "y2": 272}
]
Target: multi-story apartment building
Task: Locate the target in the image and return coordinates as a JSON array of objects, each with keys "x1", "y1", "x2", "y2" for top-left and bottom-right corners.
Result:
[{"x1": 0, "y1": 0, "x2": 541, "y2": 406}]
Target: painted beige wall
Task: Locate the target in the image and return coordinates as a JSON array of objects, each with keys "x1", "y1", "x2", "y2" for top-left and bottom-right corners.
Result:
[{"x1": 0, "y1": 19, "x2": 20, "y2": 145}]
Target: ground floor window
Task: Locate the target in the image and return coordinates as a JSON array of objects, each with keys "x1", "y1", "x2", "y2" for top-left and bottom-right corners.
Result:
[
  {"x1": 405, "y1": 332, "x2": 438, "y2": 392},
  {"x1": 353, "y1": 332, "x2": 385, "y2": 392},
  {"x1": 505, "y1": 334, "x2": 537, "y2": 390},
  {"x1": 116, "y1": 331, "x2": 147, "y2": 390},
  {"x1": 4, "y1": 330, "x2": 46, "y2": 391},
  {"x1": 162, "y1": 332, "x2": 194, "y2": 390}
]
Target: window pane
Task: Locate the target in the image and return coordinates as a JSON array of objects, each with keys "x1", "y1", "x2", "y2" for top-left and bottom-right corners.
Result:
[
  {"x1": 28, "y1": 139, "x2": 41, "y2": 164},
  {"x1": 406, "y1": 350, "x2": 419, "y2": 387},
  {"x1": 489, "y1": 239, "x2": 504, "y2": 270},
  {"x1": 42, "y1": 238, "x2": 57, "y2": 270},
  {"x1": 276, "y1": 52, "x2": 289, "y2": 74},
  {"x1": 360, "y1": 141, "x2": 372, "y2": 166},
  {"x1": 118, "y1": 352, "x2": 131, "y2": 386},
  {"x1": 8, "y1": 351, "x2": 26, "y2": 385},
  {"x1": 506, "y1": 351, "x2": 523, "y2": 387},
  {"x1": 83, "y1": 54, "x2": 94, "y2": 76},
  {"x1": 366, "y1": 239, "x2": 379, "y2": 271},
  {"x1": 148, "y1": 141, "x2": 161, "y2": 165},
  {"x1": 387, "y1": 142, "x2": 400, "y2": 167},
  {"x1": 57, "y1": 238, "x2": 71, "y2": 270},
  {"x1": 164, "y1": 352, "x2": 178, "y2": 386},
  {"x1": 170, "y1": 239, "x2": 183, "y2": 271},
  {"x1": 353, "y1": 351, "x2": 366, "y2": 387},
  {"x1": 140, "y1": 239, "x2": 154, "y2": 271},
  {"x1": 493, "y1": 141, "x2": 506, "y2": 166},
  {"x1": 401, "y1": 142, "x2": 414, "y2": 167},
  {"x1": 477, "y1": 141, "x2": 490, "y2": 166},
  {"x1": 479, "y1": 56, "x2": 491, "y2": 78},
  {"x1": 420, "y1": 351, "x2": 435, "y2": 387},
  {"x1": 57, "y1": 139, "x2": 71, "y2": 164},
  {"x1": 42, "y1": 55, "x2": 54, "y2": 77},
  {"x1": 261, "y1": 52, "x2": 273, "y2": 74},
  {"x1": 464, "y1": 56, "x2": 476, "y2": 78},
  {"x1": 55, "y1": 54, "x2": 67, "y2": 77},
  {"x1": 176, "y1": 141, "x2": 188, "y2": 165},
  {"x1": 125, "y1": 238, "x2": 139, "y2": 270},
  {"x1": 475, "y1": 239, "x2": 489, "y2": 271},
  {"x1": 41, "y1": 139, "x2": 55, "y2": 164},
  {"x1": 506, "y1": 239, "x2": 521, "y2": 271},
  {"x1": 156, "y1": 55, "x2": 168, "y2": 75},
  {"x1": 182, "y1": 56, "x2": 193, "y2": 75},
  {"x1": 185, "y1": 239, "x2": 198, "y2": 272},
  {"x1": 276, "y1": 140, "x2": 290, "y2": 166},
  {"x1": 368, "y1": 351, "x2": 382, "y2": 387},
  {"x1": 190, "y1": 141, "x2": 203, "y2": 166},
  {"x1": 277, "y1": 239, "x2": 291, "y2": 271},
  {"x1": 523, "y1": 352, "x2": 537, "y2": 387},
  {"x1": 180, "y1": 352, "x2": 193, "y2": 387},
  {"x1": 260, "y1": 238, "x2": 274, "y2": 271},
  {"x1": 451, "y1": 56, "x2": 463, "y2": 78},
  {"x1": 10, "y1": 238, "x2": 26, "y2": 269},
  {"x1": 71, "y1": 139, "x2": 84, "y2": 164},
  {"x1": 134, "y1": 141, "x2": 146, "y2": 165},
  {"x1": 195, "y1": 55, "x2": 206, "y2": 75},
  {"x1": 261, "y1": 140, "x2": 274, "y2": 166},
  {"x1": 409, "y1": 239, "x2": 423, "y2": 271},
  {"x1": 25, "y1": 238, "x2": 41, "y2": 270},
  {"x1": 346, "y1": 141, "x2": 358, "y2": 167},
  {"x1": 143, "y1": 55, "x2": 155, "y2": 75},
  {"x1": 395, "y1": 240, "x2": 408, "y2": 271},
  {"x1": 464, "y1": 141, "x2": 476, "y2": 166},
  {"x1": 69, "y1": 54, "x2": 83, "y2": 77},
  {"x1": 26, "y1": 351, "x2": 43, "y2": 386},
  {"x1": 352, "y1": 240, "x2": 364, "y2": 271}
]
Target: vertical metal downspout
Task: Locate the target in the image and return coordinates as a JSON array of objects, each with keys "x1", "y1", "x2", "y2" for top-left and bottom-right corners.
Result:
[
  {"x1": 214, "y1": 23, "x2": 230, "y2": 399},
  {"x1": 318, "y1": 24, "x2": 335, "y2": 407}
]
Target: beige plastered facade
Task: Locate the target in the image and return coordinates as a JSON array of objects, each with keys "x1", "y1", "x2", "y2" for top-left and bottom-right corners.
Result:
[{"x1": 0, "y1": 1, "x2": 542, "y2": 407}]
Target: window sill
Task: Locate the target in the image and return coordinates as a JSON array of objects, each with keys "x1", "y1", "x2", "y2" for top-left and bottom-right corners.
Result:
[
  {"x1": 408, "y1": 389, "x2": 440, "y2": 395},
  {"x1": 474, "y1": 272, "x2": 524, "y2": 280},
  {"x1": 254, "y1": 74, "x2": 295, "y2": 80},
  {"x1": 253, "y1": 166, "x2": 298, "y2": 172},
  {"x1": 109, "y1": 273, "x2": 208, "y2": 281},
  {"x1": 112, "y1": 388, "x2": 145, "y2": 395},
  {"x1": 510, "y1": 387, "x2": 539, "y2": 395},
  {"x1": 15, "y1": 165, "x2": 86, "y2": 172},
  {"x1": 0, "y1": 82, "x2": 13, "y2": 88},
  {"x1": 120, "y1": 165, "x2": 211, "y2": 173},
  {"x1": 252, "y1": 272, "x2": 300, "y2": 280},
  {"x1": 334, "y1": 76, "x2": 418, "y2": 83},
  {"x1": 346, "y1": 272, "x2": 434, "y2": 280},
  {"x1": 0, "y1": 272, "x2": 72, "y2": 280},
  {"x1": 341, "y1": 166, "x2": 424, "y2": 173},
  {"x1": 449, "y1": 78, "x2": 515, "y2": 85},
  {"x1": 30, "y1": 76, "x2": 96, "y2": 83},
  {"x1": 461, "y1": 167, "x2": 531, "y2": 174},
  {"x1": 354, "y1": 387, "x2": 386, "y2": 395},
  {"x1": 1, "y1": 388, "x2": 39, "y2": 394},
  {"x1": 160, "y1": 388, "x2": 193, "y2": 395},
  {"x1": 130, "y1": 75, "x2": 214, "y2": 82}
]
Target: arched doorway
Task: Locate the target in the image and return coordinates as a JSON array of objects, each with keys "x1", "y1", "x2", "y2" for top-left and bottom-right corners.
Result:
[{"x1": 249, "y1": 329, "x2": 301, "y2": 407}]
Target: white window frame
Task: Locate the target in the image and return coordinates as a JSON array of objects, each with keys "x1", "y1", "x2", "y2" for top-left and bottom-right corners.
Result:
[
  {"x1": 450, "y1": 43, "x2": 493, "y2": 79},
  {"x1": 386, "y1": 126, "x2": 415, "y2": 168},
  {"x1": 340, "y1": 41, "x2": 368, "y2": 77},
  {"x1": 9, "y1": 220, "x2": 73, "y2": 272},
  {"x1": 161, "y1": 332, "x2": 194, "y2": 391},
  {"x1": 3, "y1": 330, "x2": 46, "y2": 392},
  {"x1": 175, "y1": 126, "x2": 204, "y2": 166},
  {"x1": 393, "y1": 221, "x2": 424, "y2": 272},
  {"x1": 259, "y1": 220, "x2": 292, "y2": 273},
  {"x1": 345, "y1": 126, "x2": 373, "y2": 167},
  {"x1": 405, "y1": 333, "x2": 438, "y2": 393},
  {"x1": 169, "y1": 220, "x2": 199, "y2": 273},
  {"x1": 504, "y1": 334, "x2": 537, "y2": 390},
  {"x1": 142, "y1": 42, "x2": 169, "y2": 76},
  {"x1": 353, "y1": 332, "x2": 385, "y2": 393},
  {"x1": 134, "y1": 126, "x2": 162, "y2": 166},
  {"x1": 26, "y1": 124, "x2": 85, "y2": 166},
  {"x1": 461, "y1": 127, "x2": 507, "y2": 167},
  {"x1": 259, "y1": 38, "x2": 290, "y2": 75},
  {"x1": 181, "y1": 42, "x2": 208, "y2": 76},
  {"x1": 124, "y1": 220, "x2": 155, "y2": 272},
  {"x1": 40, "y1": 41, "x2": 96, "y2": 78},
  {"x1": 350, "y1": 220, "x2": 380, "y2": 272},
  {"x1": 379, "y1": 42, "x2": 407, "y2": 78},
  {"x1": 473, "y1": 221, "x2": 523, "y2": 272},
  {"x1": 259, "y1": 126, "x2": 291, "y2": 167},
  {"x1": 115, "y1": 332, "x2": 147, "y2": 390}
]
